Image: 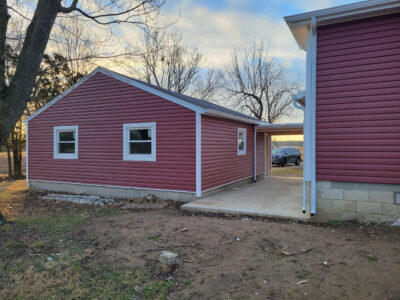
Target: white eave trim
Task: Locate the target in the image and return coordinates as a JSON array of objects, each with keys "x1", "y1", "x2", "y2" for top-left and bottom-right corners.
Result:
[
  {"x1": 285, "y1": 0, "x2": 400, "y2": 50},
  {"x1": 205, "y1": 109, "x2": 260, "y2": 125}
]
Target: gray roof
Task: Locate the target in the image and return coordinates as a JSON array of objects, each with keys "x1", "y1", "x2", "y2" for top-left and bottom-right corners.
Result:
[{"x1": 114, "y1": 70, "x2": 259, "y2": 122}]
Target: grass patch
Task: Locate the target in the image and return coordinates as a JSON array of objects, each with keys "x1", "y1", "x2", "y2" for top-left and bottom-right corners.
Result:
[
  {"x1": 296, "y1": 270, "x2": 310, "y2": 279},
  {"x1": 14, "y1": 209, "x2": 119, "y2": 235},
  {"x1": 326, "y1": 219, "x2": 344, "y2": 227},
  {"x1": 0, "y1": 206, "x2": 167, "y2": 299}
]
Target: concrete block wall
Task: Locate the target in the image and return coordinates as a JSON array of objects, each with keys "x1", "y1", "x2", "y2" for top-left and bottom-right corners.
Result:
[{"x1": 314, "y1": 181, "x2": 400, "y2": 223}]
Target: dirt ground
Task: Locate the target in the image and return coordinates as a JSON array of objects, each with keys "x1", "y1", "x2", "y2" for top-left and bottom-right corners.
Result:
[{"x1": 1, "y1": 180, "x2": 400, "y2": 299}]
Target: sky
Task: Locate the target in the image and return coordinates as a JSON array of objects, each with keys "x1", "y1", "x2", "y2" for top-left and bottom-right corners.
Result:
[
  {"x1": 114, "y1": 0, "x2": 360, "y2": 123},
  {"x1": 151, "y1": 0, "x2": 360, "y2": 85}
]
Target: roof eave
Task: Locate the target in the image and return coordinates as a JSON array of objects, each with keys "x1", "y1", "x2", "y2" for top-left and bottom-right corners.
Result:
[
  {"x1": 285, "y1": 0, "x2": 400, "y2": 51},
  {"x1": 205, "y1": 109, "x2": 260, "y2": 125}
]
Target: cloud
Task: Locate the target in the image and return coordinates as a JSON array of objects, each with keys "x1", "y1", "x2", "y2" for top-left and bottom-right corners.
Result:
[{"x1": 158, "y1": 1, "x2": 305, "y2": 69}]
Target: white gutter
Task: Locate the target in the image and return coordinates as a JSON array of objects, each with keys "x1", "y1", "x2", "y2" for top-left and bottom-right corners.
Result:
[{"x1": 292, "y1": 91, "x2": 305, "y2": 111}]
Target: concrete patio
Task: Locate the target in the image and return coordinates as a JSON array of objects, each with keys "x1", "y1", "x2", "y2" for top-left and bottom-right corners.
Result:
[{"x1": 182, "y1": 176, "x2": 309, "y2": 221}]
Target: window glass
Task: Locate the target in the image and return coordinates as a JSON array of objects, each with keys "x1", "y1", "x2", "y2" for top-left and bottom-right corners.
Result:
[
  {"x1": 238, "y1": 132, "x2": 244, "y2": 150},
  {"x1": 59, "y1": 142, "x2": 75, "y2": 153},
  {"x1": 130, "y1": 129, "x2": 151, "y2": 141},
  {"x1": 130, "y1": 142, "x2": 152, "y2": 154},
  {"x1": 59, "y1": 131, "x2": 75, "y2": 141}
]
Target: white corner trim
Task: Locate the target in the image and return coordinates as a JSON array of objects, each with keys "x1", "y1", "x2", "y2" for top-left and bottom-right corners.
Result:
[
  {"x1": 196, "y1": 112, "x2": 202, "y2": 197},
  {"x1": 123, "y1": 122, "x2": 156, "y2": 162},
  {"x1": 237, "y1": 128, "x2": 247, "y2": 156},
  {"x1": 53, "y1": 125, "x2": 78, "y2": 160}
]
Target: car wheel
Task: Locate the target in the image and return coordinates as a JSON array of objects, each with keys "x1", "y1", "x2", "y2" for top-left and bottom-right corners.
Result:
[
  {"x1": 295, "y1": 158, "x2": 301, "y2": 166},
  {"x1": 281, "y1": 158, "x2": 286, "y2": 167}
]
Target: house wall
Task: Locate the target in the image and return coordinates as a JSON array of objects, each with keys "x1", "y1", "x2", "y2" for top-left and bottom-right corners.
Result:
[
  {"x1": 256, "y1": 132, "x2": 265, "y2": 175},
  {"x1": 316, "y1": 13, "x2": 400, "y2": 185},
  {"x1": 314, "y1": 13, "x2": 400, "y2": 222},
  {"x1": 201, "y1": 115, "x2": 257, "y2": 192},
  {"x1": 28, "y1": 72, "x2": 197, "y2": 193}
]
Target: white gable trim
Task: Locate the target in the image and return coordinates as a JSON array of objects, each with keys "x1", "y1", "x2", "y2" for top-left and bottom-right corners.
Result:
[{"x1": 25, "y1": 67, "x2": 207, "y2": 123}]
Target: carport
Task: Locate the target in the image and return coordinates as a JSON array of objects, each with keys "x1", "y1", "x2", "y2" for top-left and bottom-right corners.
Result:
[
  {"x1": 182, "y1": 123, "x2": 307, "y2": 221},
  {"x1": 256, "y1": 123, "x2": 303, "y2": 177}
]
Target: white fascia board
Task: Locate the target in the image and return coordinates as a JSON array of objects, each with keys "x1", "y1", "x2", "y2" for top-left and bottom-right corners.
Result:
[
  {"x1": 205, "y1": 109, "x2": 259, "y2": 125},
  {"x1": 256, "y1": 123, "x2": 303, "y2": 130},
  {"x1": 285, "y1": 0, "x2": 400, "y2": 50},
  {"x1": 25, "y1": 67, "x2": 207, "y2": 123}
]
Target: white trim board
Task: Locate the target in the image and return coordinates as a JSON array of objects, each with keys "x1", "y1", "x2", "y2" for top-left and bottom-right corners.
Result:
[
  {"x1": 196, "y1": 112, "x2": 202, "y2": 197},
  {"x1": 123, "y1": 122, "x2": 156, "y2": 162}
]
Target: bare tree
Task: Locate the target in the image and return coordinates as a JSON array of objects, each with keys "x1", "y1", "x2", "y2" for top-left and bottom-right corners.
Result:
[
  {"x1": 0, "y1": 0, "x2": 165, "y2": 147},
  {"x1": 222, "y1": 41, "x2": 298, "y2": 123},
  {"x1": 127, "y1": 29, "x2": 220, "y2": 100}
]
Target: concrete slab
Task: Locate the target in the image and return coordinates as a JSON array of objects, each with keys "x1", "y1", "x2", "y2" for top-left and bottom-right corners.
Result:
[{"x1": 182, "y1": 176, "x2": 309, "y2": 221}]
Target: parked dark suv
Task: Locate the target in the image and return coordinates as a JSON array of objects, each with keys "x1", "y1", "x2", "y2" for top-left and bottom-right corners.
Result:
[{"x1": 272, "y1": 147, "x2": 301, "y2": 167}]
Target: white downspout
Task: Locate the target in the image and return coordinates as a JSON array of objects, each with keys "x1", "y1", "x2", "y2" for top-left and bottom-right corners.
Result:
[{"x1": 310, "y1": 16, "x2": 317, "y2": 216}]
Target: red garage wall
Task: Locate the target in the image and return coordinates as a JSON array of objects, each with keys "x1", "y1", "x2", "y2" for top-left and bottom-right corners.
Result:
[
  {"x1": 201, "y1": 115, "x2": 257, "y2": 191},
  {"x1": 28, "y1": 72, "x2": 196, "y2": 192},
  {"x1": 256, "y1": 132, "x2": 265, "y2": 176},
  {"x1": 316, "y1": 13, "x2": 400, "y2": 184}
]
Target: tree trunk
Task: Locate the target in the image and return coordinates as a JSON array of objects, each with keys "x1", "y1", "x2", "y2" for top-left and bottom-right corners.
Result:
[
  {"x1": 6, "y1": 143, "x2": 11, "y2": 178},
  {"x1": 0, "y1": 0, "x2": 59, "y2": 147}
]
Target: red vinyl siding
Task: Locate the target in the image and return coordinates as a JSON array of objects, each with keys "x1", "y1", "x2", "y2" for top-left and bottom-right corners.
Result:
[
  {"x1": 316, "y1": 13, "x2": 400, "y2": 184},
  {"x1": 28, "y1": 72, "x2": 196, "y2": 192},
  {"x1": 201, "y1": 115, "x2": 255, "y2": 191},
  {"x1": 256, "y1": 132, "x2": 265, "y2": 175}
]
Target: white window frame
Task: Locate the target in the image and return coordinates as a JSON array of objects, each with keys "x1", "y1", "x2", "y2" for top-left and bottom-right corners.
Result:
[
  {"x1": 54, "y1": 125, "x2": 78, "y2": 159},
  {"x1": 123, "y1": 122, "x2": 156, "y2": 161},
  {"x1": 237, "y1": 128, "x2": 247, "y2": 156}
]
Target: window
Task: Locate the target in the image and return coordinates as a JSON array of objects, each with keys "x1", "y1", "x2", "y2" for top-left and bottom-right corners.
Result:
[
  {"x1": 123, "y1": 122, "x2": 156, "y2": 161},
  {"x1": 237, "y1": 128, "x2": 246, "y2": 155},
  {"x1": 54, "y1": 126, "x2": 78, "y2": 159}
]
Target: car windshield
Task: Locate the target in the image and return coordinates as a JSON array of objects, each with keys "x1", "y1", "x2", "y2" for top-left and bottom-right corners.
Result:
[{"x1": 272, "y1": 148, "x2": 285, "y2": 154}]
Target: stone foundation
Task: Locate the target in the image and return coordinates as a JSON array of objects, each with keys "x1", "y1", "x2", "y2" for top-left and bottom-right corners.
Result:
[{"x1": 313, "y1": 181, "x2": 400, "y2": 223}]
